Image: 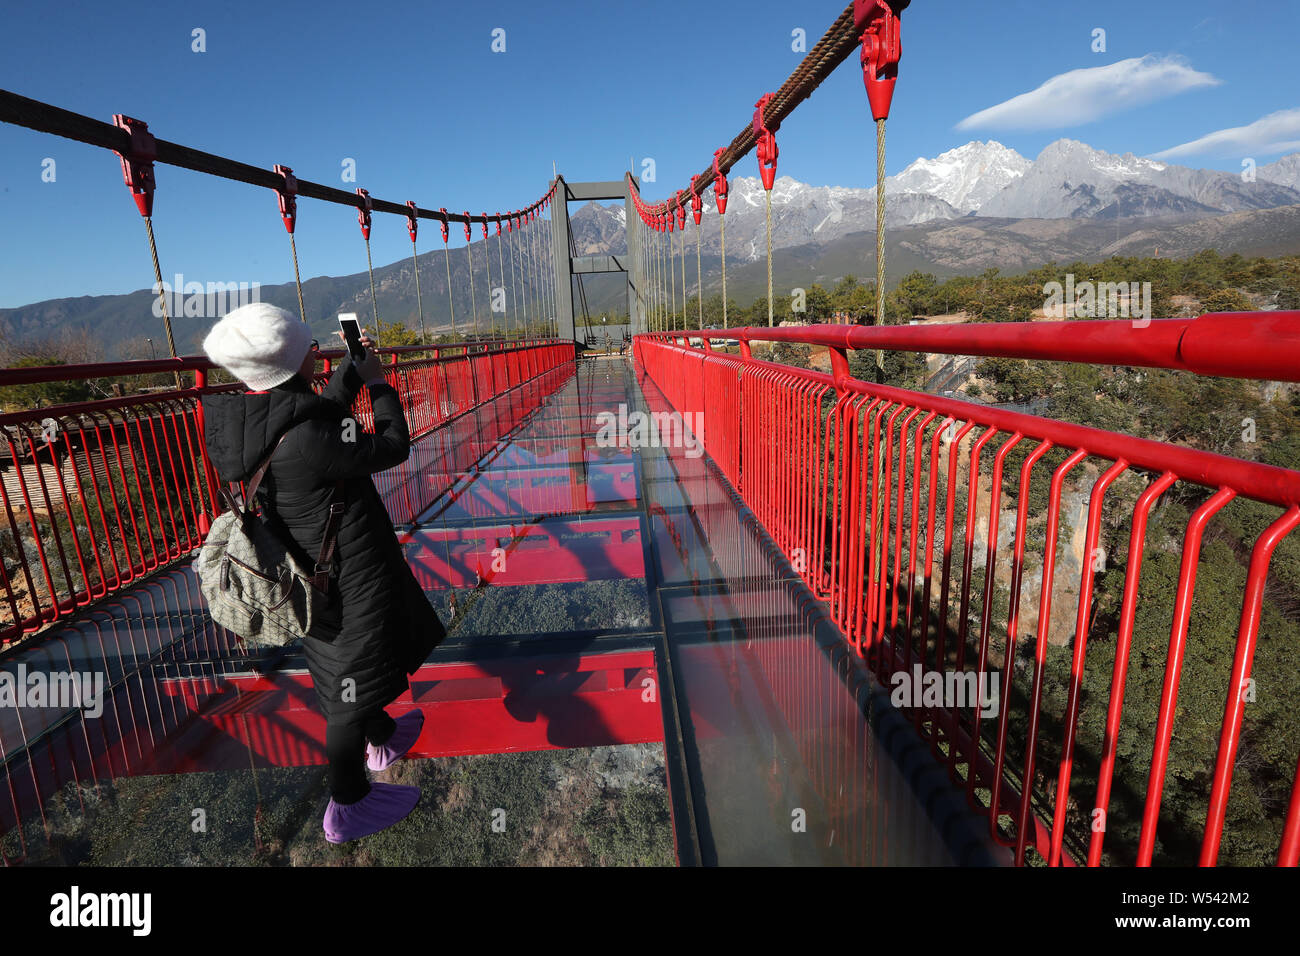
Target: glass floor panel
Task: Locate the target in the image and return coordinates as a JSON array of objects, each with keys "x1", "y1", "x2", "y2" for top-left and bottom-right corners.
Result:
[{"x1": 1, "y1": 355, "x2": 1003, "y2": 866}]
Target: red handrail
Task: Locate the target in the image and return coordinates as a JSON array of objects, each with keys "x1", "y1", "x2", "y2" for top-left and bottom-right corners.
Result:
[
  {"x1": 0, "y1": 338, "x2": 573, "y2": 643},
  {"x1": 634, "y1": 312, "x2": 1300, "y2": 867}
]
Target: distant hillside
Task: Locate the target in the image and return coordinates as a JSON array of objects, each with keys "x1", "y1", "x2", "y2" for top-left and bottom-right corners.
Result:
[{"x1": 0, "y1": 239, "x2": 553, "y2": 358}]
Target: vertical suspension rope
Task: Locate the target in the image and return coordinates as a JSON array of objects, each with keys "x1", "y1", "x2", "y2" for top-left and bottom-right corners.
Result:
[
  {"x1": 411, "y1": 242, "x2": 426, "y2": 344},
  {"x1": 875, "y1": 117, "x2": 887, "y2": 372},
  {"x1": 364, "y1": 238, "x2": 381, "y2": 340},
  {"x1": 521, "y1": 216, "x2": 531, "y2": 333},
  {"x1": 765, "y1": 189, "x2": 774, "y2": 327},
  {"x1": 465, "y1": 233, "x2": 478, "y2": 338},
  {"x1": 441, "y1": 215, "x2": 457, "y2": 339},
  {"x1": 143, "y1": 218, "x2": 182, "y2": 389},
  {"x1": 497, "y1": 223, "x2": 509, "y2": 336},
  {"x1": 483, "y1": 221, "x2": 494, "y2": 338},
  {"x1": 661, "y1": 226, "x2": 668, "y2": 330},
  {"x1": 656, "y1": 225, "x2": 664, "y2": 331},
  {"x1": 696, "y1": 218, "x2": 703, "y2": 332},
  {"x1": 289, "y1": 234, "x2": 306, "y2": 324},
  {"x1": 669, "y1": 224, "x2": 676, "y2": 332},
  {"x1": 720, "y1": 215, "x2": 727, "y2": 327},
  {"x1": 509, "y1": 221, "x2": 520, "y2": 332},
  {"x1": 680, "y1": 224, "x2": 687, "y2": 326}
]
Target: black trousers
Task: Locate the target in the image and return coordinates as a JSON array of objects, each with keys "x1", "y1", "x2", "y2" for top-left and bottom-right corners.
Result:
[{"x1": 326, "y1": 708, "x2": 397, "y2": 804}]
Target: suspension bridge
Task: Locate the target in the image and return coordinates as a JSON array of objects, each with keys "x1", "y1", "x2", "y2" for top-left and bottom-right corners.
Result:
[{"x1": 2, "y1": 0, "x2": 1300, "y2": 867}]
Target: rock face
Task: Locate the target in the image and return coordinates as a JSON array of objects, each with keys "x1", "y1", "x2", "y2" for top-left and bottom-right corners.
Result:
[{"x1": 1259, "y1": 153, "x2": 1300, "y2": 191}]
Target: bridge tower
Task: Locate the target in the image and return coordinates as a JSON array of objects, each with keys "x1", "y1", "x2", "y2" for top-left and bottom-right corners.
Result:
[{"x1": 549, "y1": 175, "x2": 646, "y2": 343}]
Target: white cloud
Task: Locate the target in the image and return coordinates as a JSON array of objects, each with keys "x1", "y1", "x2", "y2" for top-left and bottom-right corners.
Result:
[
  {"x1": 1150, "y1": 108, "x2": 1300, "y2": 159},
  {"x1": 956, "y1": 55, "x2": 1220, "y2": 131}
]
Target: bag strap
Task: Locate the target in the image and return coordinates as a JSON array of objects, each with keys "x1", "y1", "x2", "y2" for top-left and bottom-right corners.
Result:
[
  {"x1": 227, "y1": 429, "x2": 346, "y2": 592},
  {"x1": 310, "y1": 481, "x2": 346, "y2": 591},
  {"x1": 242, "y1": 433, "x2": 290, "y2": 511}
]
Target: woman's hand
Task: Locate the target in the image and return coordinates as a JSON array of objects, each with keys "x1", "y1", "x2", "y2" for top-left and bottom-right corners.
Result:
[{"x1": 332, "y1": 329, "x2": 377, "y2": 350}]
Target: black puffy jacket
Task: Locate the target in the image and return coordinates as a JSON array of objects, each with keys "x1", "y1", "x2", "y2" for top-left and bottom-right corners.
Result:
[{"x1": 201, "y1": 356, "x2": 445, "y2": 725}]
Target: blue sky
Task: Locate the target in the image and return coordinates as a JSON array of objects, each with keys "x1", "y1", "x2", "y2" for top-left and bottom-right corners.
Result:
[{"x1": 0, "y1": 0, "x2": 1295, "y2": 307}]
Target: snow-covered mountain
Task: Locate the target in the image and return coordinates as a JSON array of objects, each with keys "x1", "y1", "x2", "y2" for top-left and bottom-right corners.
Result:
[
  {"x1": 977, "y1": 139, "x2": 1300, "y2": 219},
  {"x1": 1260, "y1": 153, "x2": 1300, "y2": 191},
  {"x1": 570, "y1": 138, "x2": 1300, "y2": 259},
  {"x1": 890, "y1": 140, "x2": 1032, "y2": 213}
]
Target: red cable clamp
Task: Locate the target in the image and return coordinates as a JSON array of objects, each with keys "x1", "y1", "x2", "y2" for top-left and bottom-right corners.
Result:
[
  {"x1": 274, "y1": 164, "x2": 297, "y2": 234},
  {"x1": 855, "y1": 0, "x2": 905, "y2": 121},
  {"x1": 438, "y1": 207, "x2": 450, "y2": 243},
  {"x1": 112, "y1": 115, "x2": 157, "y2": 218},
  {"x1": 496, "y1": 217, "x2": 502, "y2": 237},
  {"x1": 690, "y1": 176, "x2": 703, "y2": 225},
  {"x1": 712, "y1": 148, "x2": 729, "y2": 215},
  {"x1": 405, "y1": 201, "x2": 419, "y2": 242},
  {"x1": 753, "y1": 93, "x2": 781, "y2": 190},
  {"x1": 356, "y1": 188, "x2": 373, "y2": 239},
  {"x1": 676, "y1": 190, "x2": 687, "y2": 230},
  {"x1": 463, "y1": 211, "x2": 472, "y2": 243},
  {"x1": 481, "y1": 215, "x2": 490, "y2": 240}
]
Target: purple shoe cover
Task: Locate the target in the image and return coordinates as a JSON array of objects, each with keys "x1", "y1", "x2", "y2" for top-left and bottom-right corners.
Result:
[
  {"x1": 366, "y1": 709, "x2": 425, "y2": 772},
  {"x1": 323, "y1": 783, "x2": 421, "y2": 843}
]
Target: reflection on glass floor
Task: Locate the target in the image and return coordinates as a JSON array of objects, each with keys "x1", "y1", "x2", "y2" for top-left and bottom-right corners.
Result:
[{"x1": 2, "y1": 356, "x2": 1002, "y2": 866}]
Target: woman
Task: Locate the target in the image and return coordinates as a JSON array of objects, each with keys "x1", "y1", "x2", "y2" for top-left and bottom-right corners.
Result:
[{"x1": 200, "y1": 302, "x2": 446, "y2": 843}]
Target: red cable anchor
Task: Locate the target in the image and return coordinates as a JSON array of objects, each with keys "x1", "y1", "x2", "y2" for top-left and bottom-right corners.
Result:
[
  {"x1": 753, "y1": 93, "x2": 780, "y2": 189},
  {"x1": 274, "y1": 164, "x2": 297, "y2": 234},
  {"x1": 712, "y1": 149, "x2": 729, "y2": 215},
  {"x1": 690, "y1": 176, "x2": 703, "y2": 225},
  {"x1": 463, "y1": 211, "x2": 472, "y2": 243},
  {"x1": 481, "y1": 215, "x2": 490, "y2": 240},
  {"x1": 855, "y1": 0, "x2": 906, "y2": 121},
  {"x1": 112, "y1": 115, "x2": 157, "y2": 217},
  {"x1": 405, "y1": 201, "x2": 419, "y2": 242},
  {"x1": 438, "y1": 207, "x2": 450, "y2": 243},
  {"x1": 676, "y1": 190, "x2": 687, "y2": 230},
  {"x1": 356, "y1": 188, "x2": 372, "y2": 239}
]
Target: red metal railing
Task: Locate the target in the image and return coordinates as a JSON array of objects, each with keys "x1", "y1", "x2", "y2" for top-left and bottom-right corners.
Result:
[
  {"x1": 635, "y1": 313, "x2": 1300, "y2": 866},
  {"x1": 0, "y1": 339, "x2": 572, "y2": 644}
]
